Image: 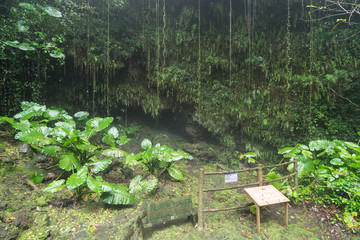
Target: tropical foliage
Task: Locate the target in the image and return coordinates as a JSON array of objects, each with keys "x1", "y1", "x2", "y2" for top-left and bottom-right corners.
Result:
[
  {"x1": 0, "y1": 101, "x2": 135, "y2": 205},
  {"x1": 125, "y1": 138, "x2": 193, "y2": 181},
  {"x1": 279, "y1": 137, "x2": 360, "y2": 231}
]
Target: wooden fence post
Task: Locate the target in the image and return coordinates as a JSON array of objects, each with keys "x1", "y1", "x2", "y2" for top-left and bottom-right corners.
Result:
[
  {"x1": 294, "y1": 158, "x2": 299, "y2": 193},
  {"x1": 198, "y1": 168, "x2": 204, "y2": 230},
  {"x1": 257, "y1": 164, "x2": 263, "y2": 186}
]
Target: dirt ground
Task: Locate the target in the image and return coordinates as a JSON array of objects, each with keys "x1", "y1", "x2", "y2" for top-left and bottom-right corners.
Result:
[{"x1": 0, "y1": 129, "x2": 358, "y2": 240}]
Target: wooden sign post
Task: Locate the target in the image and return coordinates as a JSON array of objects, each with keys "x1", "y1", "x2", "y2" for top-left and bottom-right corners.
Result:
[{"x1": 244, "y1": 185, "x2": 290, "y2": 234}]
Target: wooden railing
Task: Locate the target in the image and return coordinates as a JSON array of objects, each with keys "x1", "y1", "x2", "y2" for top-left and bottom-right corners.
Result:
[{"x1": 197, "y1": 159, "x2": 298, "y2": 230}]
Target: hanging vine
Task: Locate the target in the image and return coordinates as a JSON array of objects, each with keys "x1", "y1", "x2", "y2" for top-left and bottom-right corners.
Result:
[
  {"x1": 286, "y1": 0, "x2": 292, "y2": 81},
  {"x1": 162, "y1": 0, "x2": 167, "y2": 69},
  {"x1": 106, "y1": 0, "x2": 110, "y2": 116},
  {"x1": 197, "y1": 0, "x2": 202, "y2": 112},
  {"x1": 229, "y1": 0, "x2": 232, "y2": 86},
  {"x1": 247, "y1": 0, "x2": 252, "y2": 89}
]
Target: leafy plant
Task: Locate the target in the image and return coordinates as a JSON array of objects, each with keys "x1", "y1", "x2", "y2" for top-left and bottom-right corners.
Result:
[
  {"x1": 239, "y1": 152, "x2": 258, "y2": 164},
  {"x1": 125, "y1": 139, "x2": 192, "y2": 181},
  {"x1": 1, "y1": 101, "x2": 134, "y2": 205},
  {"x1": 279, "y1": 139, "x2": 360, "y2": 232}
]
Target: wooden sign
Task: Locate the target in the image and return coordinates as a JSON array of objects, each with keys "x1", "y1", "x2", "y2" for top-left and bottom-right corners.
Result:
[
  {"x1": 244, "y1": 185, "x2": 290, "y2": 207},
  {"x1": 147, "y1": 196, "x2": 193, "y2": 223},
  {"x1": 244, "y1": 185, "x2": 290, "y2": 234}
]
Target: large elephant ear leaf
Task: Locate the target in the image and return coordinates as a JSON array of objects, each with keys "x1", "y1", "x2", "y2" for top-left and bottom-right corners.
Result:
[
  {"x1": 100, "y1": 184, "x2": 135, "y2": 205},
  {"x1": 141, "y1": 139, "x2": 152, "y2": 150},
  {"x1": 102, "y1": 148, "x2": 128, "y2": 158},
  {"x1": 15, "y1": 102, "x2": 46, "y2": 120},
  {"x1": 87, "y1": 159, "x2": 112, "y2": 174},
  {"x1": 86, "y1": 117, "x2": 113, "y2": 132},
  {"x1": 59, "y1": 154, "x2": 81, "y2": 171},
  {"x1": 44, "y1": 6, "x2": 62, "y2": 18},
  {"x1": 66, "y1": 166, "x2": 88, "y2": 190},
  {"x1": 44, "y1": 180, "x2": 65, "y2": 193},
  {"x1": 297, "y1": 156, "x2": 315, "y2": 178},
  {"x1": 12, "y1": 120, "x2": 31, "y2": 132},
  {"x1": 15, "y1": 127, "x2": 54, "y2": 146},
  {"x1": 86, "y1": 176, "x2": 102, "y2": 194},
  {"x1": 41, "y1": 145, "x2": 62, "y2": 156},
  {"x1": 168, "y1": 164, "x2": 184, "y2": 181},
  {"x1": 74, "y1": 111, "x2": 89, "y2": 120},
  {"x1": 108, "y1": 127, "x2": 119, "y2": 138},
  {"x1": 125, "y1": 154, "x2": 138, "y2": 166}
]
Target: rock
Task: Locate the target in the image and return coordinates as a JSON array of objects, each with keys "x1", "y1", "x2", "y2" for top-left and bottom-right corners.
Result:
[
  {"x1": 121, "y1": 167, "x2": 134, "y2": 179},
  {"x1": 36, "y1": 154, "x2": 47, "y2": 163},
  {"x1": 19, "y1": 143, "x2": 31, "y2": 154},
  {"x1": 182, "y1": 142, "x2": 218, "y2": 162},
  {"x1": 43, "y1": 172, "x2": 56, "y2": 180}
]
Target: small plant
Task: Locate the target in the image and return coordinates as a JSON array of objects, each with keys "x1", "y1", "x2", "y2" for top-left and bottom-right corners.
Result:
[
  {"x1": 1, "y1": 101, "x2": 135, "y2": 205},
  {"x1": 125, "y1": 138, "x2": 192, "y2": 181},
  {"x1": 239, "y1": 152, "x2": 258, "y2": 164}
]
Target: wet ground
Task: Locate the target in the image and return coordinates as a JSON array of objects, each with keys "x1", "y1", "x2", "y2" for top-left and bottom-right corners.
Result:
[{"x1": 0, "y1": 121, "x2": 358, "y2": 240}]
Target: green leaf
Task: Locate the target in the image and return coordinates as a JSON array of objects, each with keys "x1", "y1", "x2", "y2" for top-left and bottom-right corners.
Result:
[
  {"x1": 102, "y1": 134, "x2": 115, "y2": 147},
  {"x1": 17, "y1": 20, "x2": 29, "y2": 32},
  {"x1": 12, "y1": 120, "x2": 31, "y2": 132},
  {"x1": 129, "y1": 175, "x2": 158, "y2": 194},
  {"x1": 129, "y1": 175, "x2": 143, "y2": 194},
  {"x1": 330, "y1": 158, "x2": 344, "y2": 166},
  {"x1": 19, "y1": 2, "x2": 37, "y2": 12},
  {"x1": 141, "y1": 139, "x2": 152, "y2": 150},
  {"x1": 297, "y1": 156, "x2": 315, "y2": 178},
  {"x1": 100, "y1": 185, "x2": 135, "y2": 205},
  {"x1": 344, "y1": 212, "x2": 358, "y2": 229},
  {"x1": 239, "y1": 152, "x2": 257, "y2": 163},
  {"x1": 74, "y1": 111, "x2": 89, "y2": 120},
  {"x1": 15, "y1": 127, "x2": 54, "y2": 146},
  {"x1": 86, "y1": 176, "x2": 101, "y2": 194},
  {"x1": 0, "y1": 116, "x2": 14, "y2": 125},
  {"x1": 44, "y1": 180, "x2": 65, "y2": 193},
  {"x1": 86, "y1": 117, "x2": 113, "y2": 132},
  {"x1": 66, "y1": 166, "x2": 88, "y2": 190},
  {"x1": 102, "y1": 147, "x2": 128, "y2": 158},
  {"x1": 59, "y1": 154, "x2": 81, "y2": 171},
  {"x1": 344, "y1": 142, "x2": 360, "y2": 153},
  {"x1": 54, "y1": 121, "x2": 75, "y2": 135},
  {"x1": 349, "y1": 161, "x2": 360, "y2": 169},
  {"x1": 87, "y1": 159, "x2": 112, "y2": 174},
  {"x1": 44, "y1": 107, "x2": 67, "y2": 120},
  {"x1": 18, "y1": 43, "x2": 36, "y2": 51},
  {"x1": 168, "y1": 164, "x2": 184, "y2": 181},
  {"x1": 4, "y1": 41, "x2": 20, "y2": 48},
  {"x1": 44, "y1": 6, "x2": 62, "y2": 17},
  {"x1": 125, "y1": 154, "x2": 138, "y2": 166},
  {"x1": 30, "y1": 172, "x2": 43, "y2": 184},
  {"x1": 116, "y1": 135, "x2": 131, "y2": 146},
  {"x1": 141, "y1": 178, "x2": 158, "y2": 194},
  {"x1": 41, "y1": 145, "x2": 61, "y2": 156},
  {"x1": 49, "y1": 50, "x2": 65, "y2": 59},
  {"x1": 108, "y1": 127, "x2": 119, "y2": 138},
  {"x1": 266, "y1": 172, "x2": 281, "y2": 180},
  {"x1": 14, "y1": 102, "x2": 46, "y2": 120}
]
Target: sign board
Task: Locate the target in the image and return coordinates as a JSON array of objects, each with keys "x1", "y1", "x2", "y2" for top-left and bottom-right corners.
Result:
[
  {"x1": 147, "y1": 196, "x2": 193, "y2": 223},
  {"x1": 224, "y1": 173, "x2": 238, "y2": 183},
  {"x1": 244, "y1": 185, "x2": 290, "y2": 207}
]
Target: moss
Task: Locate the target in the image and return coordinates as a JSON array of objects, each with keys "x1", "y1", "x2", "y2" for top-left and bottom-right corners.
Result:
[{"x1": 36, "y1": 196, "x2": 47, "y2": 206}]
